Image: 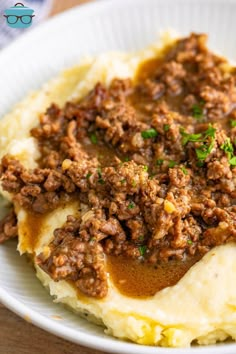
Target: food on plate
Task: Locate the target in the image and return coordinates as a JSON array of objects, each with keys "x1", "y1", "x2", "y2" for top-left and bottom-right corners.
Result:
[{"x1": 0, "y1": 33, "x2": 236, "y2": 347}]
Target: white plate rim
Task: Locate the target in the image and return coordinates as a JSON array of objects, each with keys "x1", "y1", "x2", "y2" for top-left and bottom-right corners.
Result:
[{"x1": 1, "y1": 285, "x2": 236, "y2": 354}]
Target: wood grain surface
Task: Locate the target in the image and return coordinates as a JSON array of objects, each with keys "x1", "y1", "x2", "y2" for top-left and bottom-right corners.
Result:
[
  {"x1": 0, "y1": 1, "x2": 111, "y2": 353},
  {"x1": 0, "y1": 303, "x2": 106, "y2": 354},
  {"x1": 50, "y1": 0, "x2": 92, "y2": 16}
]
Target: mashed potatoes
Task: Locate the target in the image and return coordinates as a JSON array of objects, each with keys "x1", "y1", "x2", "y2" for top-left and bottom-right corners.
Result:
[{"x1": 1, "y1": 33, "x2": 236, "y2": 347}]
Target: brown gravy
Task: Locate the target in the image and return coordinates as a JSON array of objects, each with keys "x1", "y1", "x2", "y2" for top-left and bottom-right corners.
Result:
[
  {"x1": 107, "y1": 254, "x2": 201, "y2": 298},
  {"x1": 136, "y1": 57, "x2": 163, "y2": 82},
  {"x1": 19, "y1": 212, "x2": 46, "y2": 253}
]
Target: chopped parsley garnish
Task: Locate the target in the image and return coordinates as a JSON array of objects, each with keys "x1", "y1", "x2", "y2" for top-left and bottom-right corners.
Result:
[
  {"x1": 195, "y1": 140, "x2": 214, "y2": 161},
  {"x1": 124, "y1": 157, "x2": 130, "y2": 162},
  {"x1": 230, "y1": 119, "x2": 236, "y2": 128},
  {"x1": 90, "y1": 133, "x2": 98, "y2": 144},
  {"x1": 86, "y1": 172, "x2": 92, "y2": 179},
  {"x1": 204, "y1": 125, "x2": 216, "y2": 138},
  {"x1": 181, "y1": 124, "x2": 216, "y2": 163},
  {"x1": 97, "y1": 168, "x2": 105, "y2": 184},
  {"x1": 180, "y1": 129, "x2": 202, "y2": 145},
  {"x1": 156, "y1": 159, "x2": 164, "y2": 166},
  {"x1": 139, "y1": 245, "x2": 147, "y2": 257},
  {"x1": 187, "y1": 239, "x2": 193, "y2": 245},
  {"x1": 141, "y1": 128, "x2": 158, "y2": 139},
  {"x1": 196, "y1": 161, "x2": 204, "y2": 167},
  {"x1": 220, "y1": 138, "x2": 234, "y2": 159},
  {"x1": 132, "y1": 180, "x2": 137, "y2": 187},
  {"x1": 120, "y1": 179, "x2": 126, "y2": 184},
  {"x1": 143, "y1": 165, "x2": 148, "y2": 172},
  {"x1": 229, "y1": 156, "x2": 236, "y2": 166},
  {"x1": 139, "y1": 235, "x2": 144, "y2": 241},
  {"x1": 168, "y1": 160, "x2": 177, "y2": 168},
  {"x1": 220, "y1": 137, "x2": 236, "y2": 165},
  {"x1": 164, "y1": 124, "x2": 170, "y2": 132},
  {"x1": 192, "y1": 101, "x2": 205, "y2": 119},
  {"x1": 180, "y1": 125, "x2": 216, "y2": 146},
  {"x1": 181, "y1": 167, "x2": 188, "y2": 175},
  {"x1": 128, "y1": 202, "x2": 135, "y2": 209},
  {"x1": 196, "y1": 125, "x2": 216, "y2": 162}
]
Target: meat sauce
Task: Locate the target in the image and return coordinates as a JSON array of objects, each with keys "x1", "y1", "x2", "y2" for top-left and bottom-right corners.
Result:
[
  {"x1": 1, "y1": 33, "x2": 236, "y2": 299},
  {"x1": 107, "y1": 55, "x2": 204, "y2": 296}
]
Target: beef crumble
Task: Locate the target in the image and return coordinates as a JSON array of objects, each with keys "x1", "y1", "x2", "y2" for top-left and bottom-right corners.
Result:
[
  {"x1": 0, "y1": 209, "x2": 18, "y2": 244},
  {"x1": 1, "y1": 33, "x2": 236, "y2": 298}
]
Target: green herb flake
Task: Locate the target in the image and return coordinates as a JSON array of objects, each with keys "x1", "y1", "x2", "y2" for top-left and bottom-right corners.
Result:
[
  {"x1": 164, "y1": 124, "x2": 170, "y2": 132},
  {"x1": 192, "y1": 103, "x2": 204, "y2": 119},
  {"x1": 196, "y1": 161, "x2": 204, "y2": 167},
  {"x1": 139, "y1": 245, "x2": 147, "y2": 257},
  {"x1": 128, "y1": 202, "x2": 135, "y2": 209},
  {"x1": 195, "y1": 145, "x2": 208, "y2": 160},
  {"x1": 168, "y1": 160, "x2": 177, "y2": 168},
  {"x1": 204, "y1": 124, "x2": 216, "y2": 139},
  {"x1": 141, "y1": 128, "x2": 158, "y2": 139},
  {"x1": 181, "y1": 167, "x2": 188, "y2": 175},
  {"x1": 180, "y1": 124, "x2": 216, "y2": 162},
  {"x1": 138, "y1": 235, "x2": 144, "y2": 241},
  {"x1": 90, "y1": 237, "x2": 96, "y2": 243},
  {"x1": 90, "y1": 133, "x2": 98, "y2": 144},
  {"x1": 180, "y1": 128, "x2": 202, "y2": 145},
  {"x1": 86, "y1": 172, "x2": 92, "y2": 179},
  {"x1": 156, "y1": 159, "x2": 164, "y2": 166},
  {"x1": 120, "y1": 179, "x2": 126, "y2": 184},
  {"x1": 194, "y1": 125, "x2": 216, "y2": 161},
  {"x1": 180, "y1": 124, "x2": 216, "y2": 147},
  {"x1": 230, "y1": 119, "x2": 236, "y2": 128},
  {"x1": 124, "y1": 157, "x2": 130, "y2": 162},
  {"x1": 220, "y1": 138, "x2": 234, "y2": 159},
  {"x1": 97, "y1": 168, "x2": 105, "y2": 184},
  {"x1": 187, "y1": 239, "x2": 193, "y2": 245},
  {"x1": 229, "y1": 156, "x2": 236, "y2": 166},
  {"x1": 195, "y1": 140, "x2": 214, "y2": 161},
  {"x1": 143, "y1": 165, "x2": 148, "y2": 172}
]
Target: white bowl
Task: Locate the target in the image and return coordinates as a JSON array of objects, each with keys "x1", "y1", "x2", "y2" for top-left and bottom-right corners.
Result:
[{"x1": 1, "y1": 0, "x2": 236, "y2": 353}]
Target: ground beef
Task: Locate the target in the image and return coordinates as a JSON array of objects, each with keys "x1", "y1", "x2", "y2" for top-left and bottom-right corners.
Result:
[
  {"x1": 1, "y1": 33, "x2": 236, "y2": 298},
  {"x1": 0, "y1": 209, "x2": 18, "y2": 244},
  {"x1": 38, "y1": 215, "x2": 108, "y2": 298}
]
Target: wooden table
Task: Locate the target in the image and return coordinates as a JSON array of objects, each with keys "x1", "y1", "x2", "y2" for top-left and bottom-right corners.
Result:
[
  {"x1": 50, "y1": 0, "x2": 92, "y2": 16},
  {"x1": 0, "y1": 303, "x2": 105, "y2": 354},
  {"x1": 0, "y1": 1, "x2": 109, "y2": 353}
]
